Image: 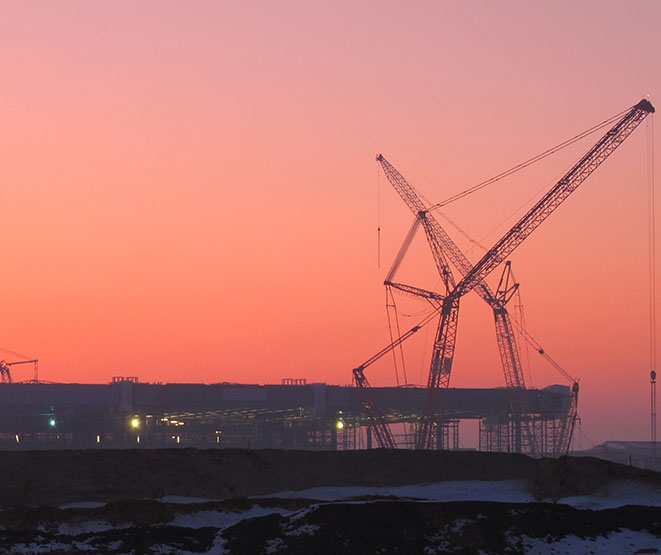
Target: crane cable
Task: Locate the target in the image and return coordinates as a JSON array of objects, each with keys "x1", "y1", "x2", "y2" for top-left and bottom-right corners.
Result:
[
  {"x1": 377, "y1": 105, "x2": 635, "y2": 391},
  {"x1": 407, "y1": 107, "x2": 631, "y2": 260},
  {"x1": 509, "y1": 265, "x2": 534, "y2": 387},
  {"x1": 428, "y1": 107, "x2": 630, "y2": 211},
  {"x1": 434, "y1": 212, "x2": 577, "y2": 384},
  {"x1": 377, "y1": 164, "x2": 382, "y2": 269},
  {"x1": 575, "y1": 416, "x2": 596, "y2": 449},
  {"x1": 649, "y1": 114, "x2": 657, "y2": 382},
  {"x1": 648, "y1": 113, "x2": 657, "y2": 455},
  {"x1": 385, "y1": 286, "x2": 409, "y2": 386},
  {"x1": 0, "y1": 347, "x2": 34, "y2": 361},
  {"x1": 436, "y1": 211, "x2": 489, "y2": 253}
]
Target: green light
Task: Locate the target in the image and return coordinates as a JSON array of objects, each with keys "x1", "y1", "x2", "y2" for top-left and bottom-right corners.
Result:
[{"x1": 48, "y1": 419, "x2": 56, "y2": 428}]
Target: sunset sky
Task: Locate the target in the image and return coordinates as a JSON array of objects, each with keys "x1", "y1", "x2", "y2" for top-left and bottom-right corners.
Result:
[{"x1": 1, "y1": 1, "x2": 660, "y2": 445}]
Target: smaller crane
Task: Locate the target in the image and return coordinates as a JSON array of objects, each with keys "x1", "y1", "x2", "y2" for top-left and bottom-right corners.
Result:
[
  {"x1": 0, "y1": 358, "x2": 39, "y2": 383},
  {"x1": 353, "y1": 309, "x2": 442, "y2": 448}
]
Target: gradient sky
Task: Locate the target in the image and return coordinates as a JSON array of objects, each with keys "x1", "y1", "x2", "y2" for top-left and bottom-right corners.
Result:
[{"x1": 1, "y1": 1, "x2": 660, "y2": 445}]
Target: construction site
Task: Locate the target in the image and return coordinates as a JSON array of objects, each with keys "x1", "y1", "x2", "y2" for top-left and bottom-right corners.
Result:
[
  {"x1": 0, "y1": 99, "x2": 655, "y2": 461},
  {"x1": 0, "y1": 379, "x2": 575, "y2": 454}
]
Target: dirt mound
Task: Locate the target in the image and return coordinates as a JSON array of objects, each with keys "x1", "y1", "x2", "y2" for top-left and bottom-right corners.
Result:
[{"x1": 0, "y1": 448, "x2": 658, "y2": 508}]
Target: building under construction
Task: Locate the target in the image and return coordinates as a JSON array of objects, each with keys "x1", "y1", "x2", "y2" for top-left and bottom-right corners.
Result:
[{"x1": 0, "y1": 378, "x2": 574, "y2": 455}]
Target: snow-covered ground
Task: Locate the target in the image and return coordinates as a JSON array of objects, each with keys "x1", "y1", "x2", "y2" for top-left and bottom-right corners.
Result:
[
  {"x1": 518, "y1": 530, "x2": 661, "y2": 555},
  {"x1": 58, "y1": 501, "x2": 107, "y2": 509},
  {"x1": 256, "y1": 479, "x2": 661, "y2": 509},
  {"x1": 169, "y1": 506, "x2": 295, "y2": 530},
  {"x1": 60, "y1": 479, "x2": 661, "y2": 510},
  {"x1": 264, "y1": 480, "x2": 536, "y2": 504},
  {"x1": 19, "y1": 480, "x2": 660, "y2": 553}
]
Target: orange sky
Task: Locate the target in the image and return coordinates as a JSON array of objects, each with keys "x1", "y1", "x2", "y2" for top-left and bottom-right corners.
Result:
[{"x1": 1, "y1": 1, "x2": 660, "y2": 445}]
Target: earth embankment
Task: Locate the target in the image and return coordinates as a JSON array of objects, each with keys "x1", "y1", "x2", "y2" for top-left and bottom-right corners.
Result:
[{"x1": 0, "y1": 448, "x2": 658, "y2": 508}]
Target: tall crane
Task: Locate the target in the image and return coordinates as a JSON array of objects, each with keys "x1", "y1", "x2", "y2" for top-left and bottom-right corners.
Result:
[
  {"x1": 413, "y1": 98, "x2": 655, "y2": 449},
  {"x1": 354, "y1": 156, "x2": 460, "y2": 449},
  {"x1": 355, "y1": 99, "x2": 654, "y2": 450},
  {"x1": 377, "y1": 155, "x2": 536, "y2": 453}
]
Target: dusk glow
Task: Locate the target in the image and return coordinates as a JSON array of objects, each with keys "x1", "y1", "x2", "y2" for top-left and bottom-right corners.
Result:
[{"x1": 1, "y1": 1, "x2": 660, "y2": 446}]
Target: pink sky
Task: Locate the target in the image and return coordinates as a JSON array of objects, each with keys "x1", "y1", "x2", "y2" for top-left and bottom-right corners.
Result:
[{"x1": 1, "y1": 1, "x2": 660, "y2": 445}]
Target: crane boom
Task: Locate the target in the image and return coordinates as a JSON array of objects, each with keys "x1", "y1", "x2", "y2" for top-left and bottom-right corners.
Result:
[
  {"x1": 384, "y1": 281, "x2": 444, "y2": 303},
  {"x1": 353, "y1": 310, "x2": 440, "y2": 373},
  {"x1": 379, "y1": 155, "x2": 459, "y2": 293},
  {"x1": 454, "y1": 99, "x2": 655, "y2": 299}
]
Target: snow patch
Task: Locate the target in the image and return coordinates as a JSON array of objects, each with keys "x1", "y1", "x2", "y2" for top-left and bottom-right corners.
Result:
[
  {"x1": 264, "y1": 479, "x2": 661, "y2": 508},
  {"x1": 57, "y1": 520, "x2": 119, "y2": 535},
  {"x1": 157, "y1": 495, "x2": 217, "y2": 504},
  {"x1": 284, "y1": 523, "x2": 319, "y2": 537},
  {"x1": 264, "y1": 538, "x2": 286, "y2": 554},
  {"x1": 266, "y1": 480, "x2": 534, "y2": 503},
  {"x1": 560, "y1": 480, "x2": 661, "y2": 509},
  {"x1": 58, "y1": 501, "x2": 107, "y2": 509},
  {"x1": 518, "y1": 529, "x2": 661, "y2": 554},
  {"x1": 170, "y1": 506, "x2": 295, "y2": 529}
]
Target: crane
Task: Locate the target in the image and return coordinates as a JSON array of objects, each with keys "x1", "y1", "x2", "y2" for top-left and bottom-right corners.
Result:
[
  {"x1": 353, "y1": 307, "x2": 443, "y2": 449},
  {"x1": 0, "y1": 358, "x2": 39, "y2": 383},
  {"x1": 500, "y1": 261, "x2": 580, "y2": 455},
  {"x1": 415, "y1": 98, "x2": 654, "y2": 449},
  {"x1": 353, "y1": 156, "x2": 460, "y2": 449},
  {"x1": 0, "y1": 360, "x2": 11, "y2": 383},
  {"x1": 355, "y1": 98, "x2": 654, "y2": 450},
  {"x1": 377, "y1": 155, "x2": 537, "y2": 453}
]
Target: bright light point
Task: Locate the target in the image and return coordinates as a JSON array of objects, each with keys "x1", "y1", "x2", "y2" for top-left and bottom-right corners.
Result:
[
  {"x1": 336, "y1": 420, "x2": 344, "y2": 430},
  {"x1": 130, "y1": 418, "x2": 140, "y2": 429},
  {"x1": 49, "y1": 419, "x2": 56, "y2": 427}
]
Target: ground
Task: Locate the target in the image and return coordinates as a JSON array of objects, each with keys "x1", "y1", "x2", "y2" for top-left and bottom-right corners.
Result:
[{"x1": 0, "y1": 449, "x2": 659, "y2": 553}]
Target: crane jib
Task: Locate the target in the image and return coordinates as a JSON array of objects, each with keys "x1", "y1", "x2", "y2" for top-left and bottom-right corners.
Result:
[{"x1": 454, "y1": 99, "x2": 655, "y2": 299}]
